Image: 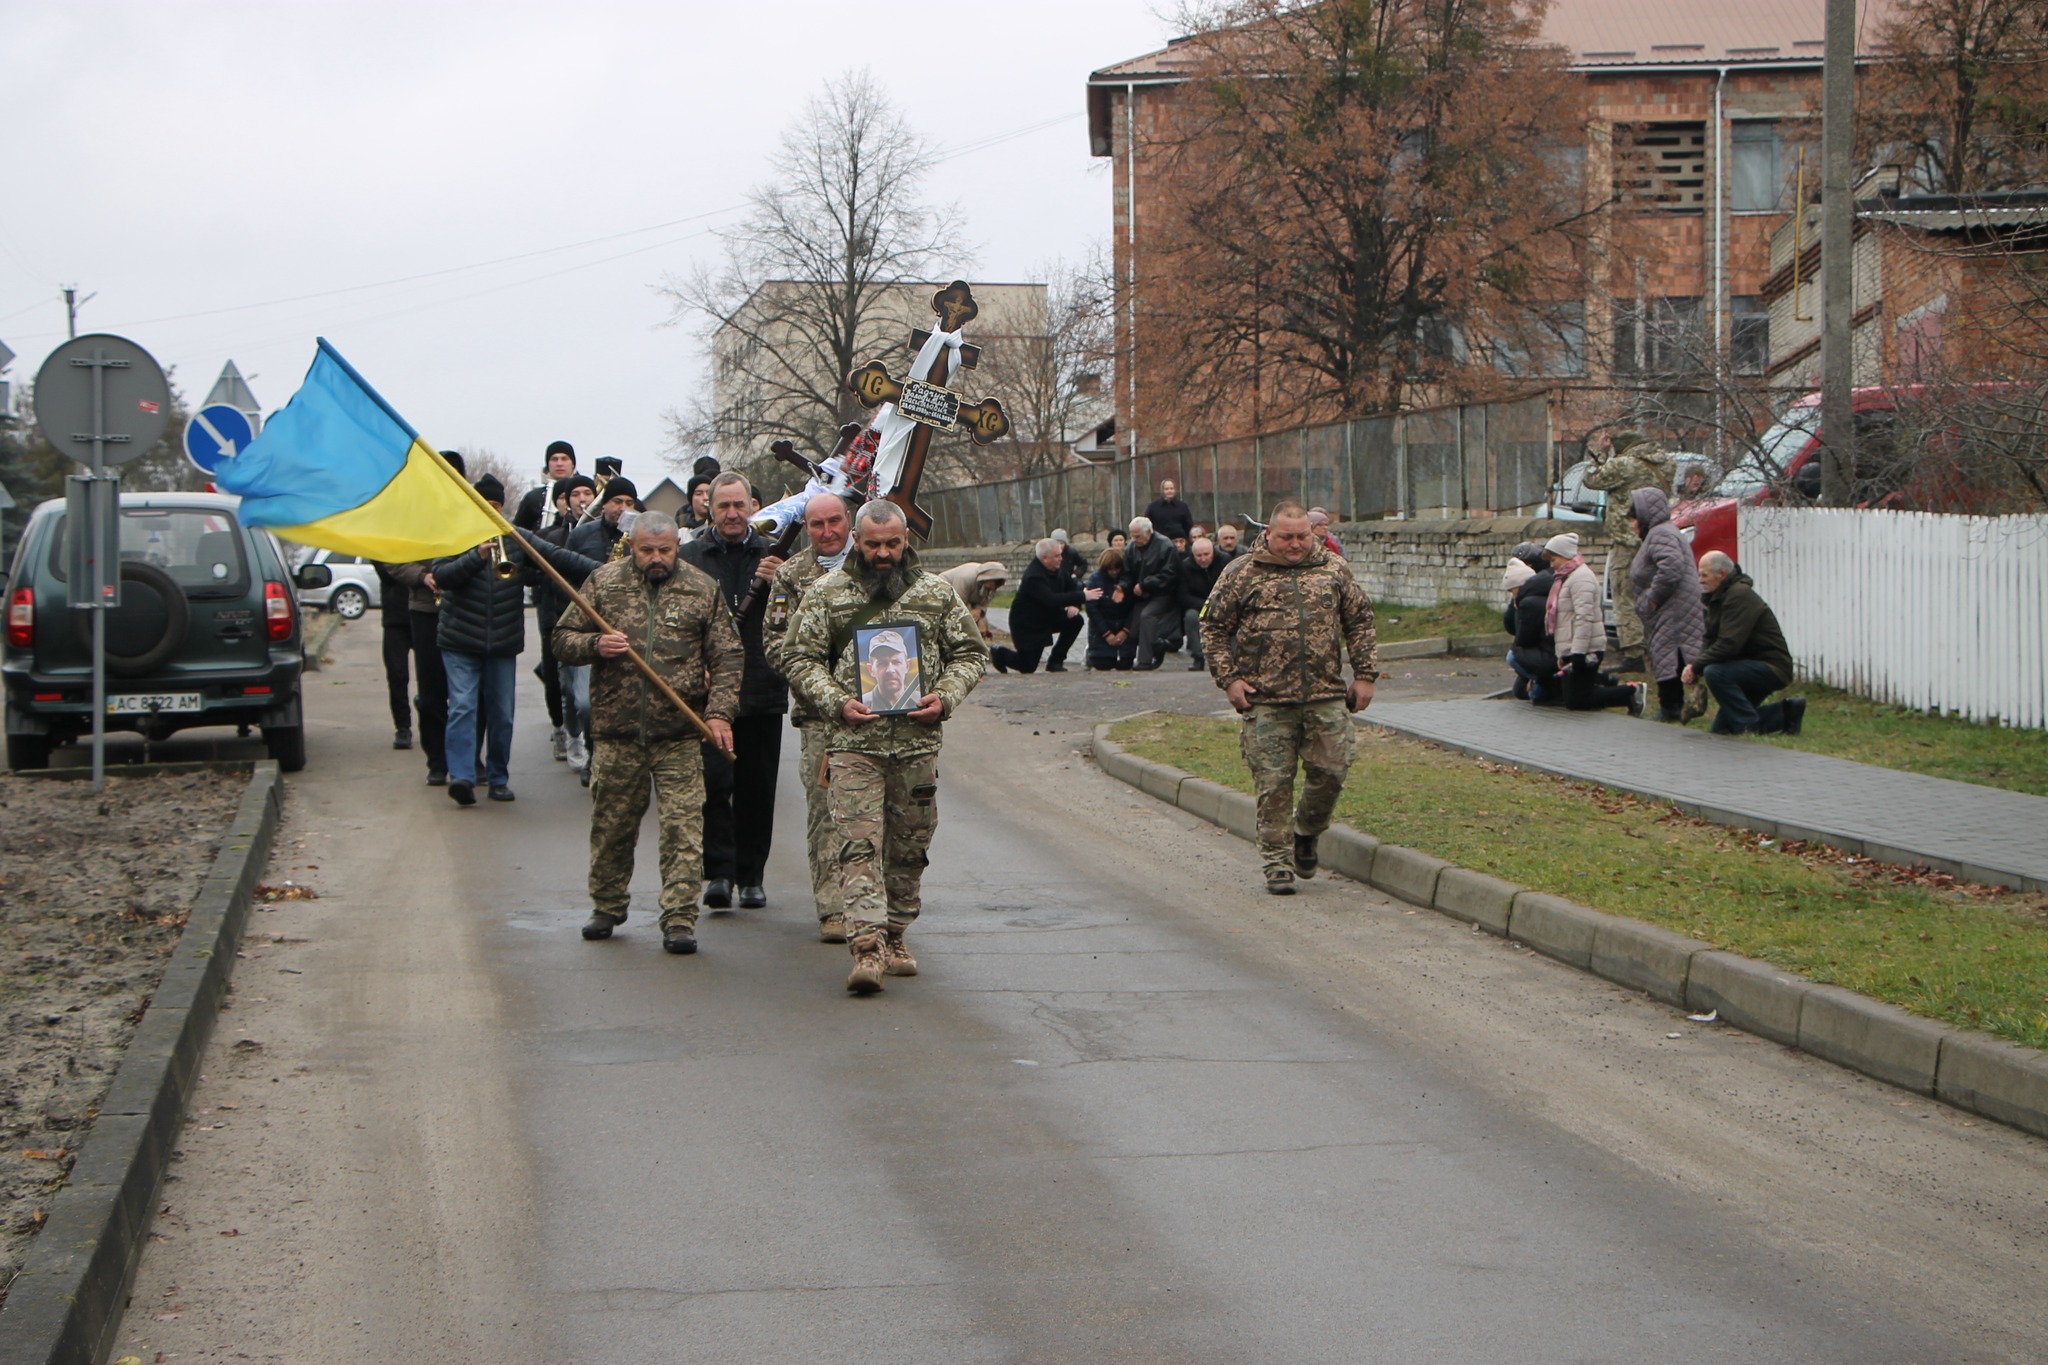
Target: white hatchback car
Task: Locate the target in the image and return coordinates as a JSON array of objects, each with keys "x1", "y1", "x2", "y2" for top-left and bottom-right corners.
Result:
[{"x1": 291, "y1": 548, "x2": 383, "y2": 619}]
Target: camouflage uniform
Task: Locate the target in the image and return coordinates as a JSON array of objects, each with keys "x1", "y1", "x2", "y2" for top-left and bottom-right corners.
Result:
[
  {"x1": 1581, "y1": 439, "x2": 1676, "y2": 656},
  {"x1": 1201, "y1": 542, "x2": 1379, "y2": 879},
  {"x1": 780, "y1": 549, "x2": 987, "y2": 961},
  {"x1": 763, "y1": 546, "x2": 840, "y2": 927},
  {"x1": 554, "y1": 557, "x2": 743, "y2": 932}
]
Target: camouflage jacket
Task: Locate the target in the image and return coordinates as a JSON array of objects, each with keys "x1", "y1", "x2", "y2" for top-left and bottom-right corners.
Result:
[
  {"x1": 780, "y1": 550, "x2": 989, "y2": 759},
  {"x1": 1201, "y1": 541, "x2": 1378, "y2": 706},
  {"x1": 553, "y1": 558, "x2": 744, "y2": 744},
  {"x1": 1582, "y1": 444, "x2": 1676, "y2": 547},
  {"x1": 763, "y1": 546, "x2": 839, "y2": 726}
]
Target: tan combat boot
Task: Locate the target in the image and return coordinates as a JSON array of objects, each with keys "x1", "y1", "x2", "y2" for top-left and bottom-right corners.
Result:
[
  {"x1": 882, "y1": 924, "x2": 918, "y2": 977},
  {"x1": 819, "y1": 912, "x2": 849, "y2": 944},
  {"x1": 846, "y1": 928, "x2": 886, "y2": 995}
]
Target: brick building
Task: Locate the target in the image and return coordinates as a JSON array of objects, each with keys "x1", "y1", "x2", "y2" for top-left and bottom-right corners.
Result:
[{"x1": 1086, "y1": 0, "x2": 1898, "y2": 461}]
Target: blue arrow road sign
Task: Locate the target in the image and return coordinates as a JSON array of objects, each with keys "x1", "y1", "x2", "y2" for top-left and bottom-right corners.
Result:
[{"x1": 184, "y1": 404, "x2": 255, "y2": 474}]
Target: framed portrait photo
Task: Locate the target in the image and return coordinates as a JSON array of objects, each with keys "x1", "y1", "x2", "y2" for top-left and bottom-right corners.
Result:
[{"x1": 856, "y1": 622, "x2": 925, "y2": 716}]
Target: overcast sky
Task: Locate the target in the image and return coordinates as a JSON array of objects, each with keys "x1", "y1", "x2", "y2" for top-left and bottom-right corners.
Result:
[{"x1": 0, "y1": 1, "x2": 1174, "y2": 487}]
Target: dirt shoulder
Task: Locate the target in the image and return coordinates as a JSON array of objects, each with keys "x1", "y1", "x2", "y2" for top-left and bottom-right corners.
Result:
[{"x1": 0, "y1": 769, "x2": 247, "y2": 1307}]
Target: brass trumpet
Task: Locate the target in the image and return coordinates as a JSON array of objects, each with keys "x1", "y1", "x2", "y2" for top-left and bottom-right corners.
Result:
[{"x1": 490, "y1": 535, "x2": 520, "y2": 581}]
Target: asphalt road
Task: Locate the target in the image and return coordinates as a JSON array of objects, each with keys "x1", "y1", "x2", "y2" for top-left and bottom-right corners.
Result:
[{"x1": 114, "y1": 618, "x2": 2048, "y2": 1363}]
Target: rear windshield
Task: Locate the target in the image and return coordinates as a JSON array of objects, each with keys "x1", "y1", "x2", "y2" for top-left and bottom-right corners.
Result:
[{"x1": 48, "y1": 507, "x2": 252, "y2": 598}]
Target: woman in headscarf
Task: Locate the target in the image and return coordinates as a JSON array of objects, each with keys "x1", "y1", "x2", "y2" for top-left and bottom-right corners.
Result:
[
  {"x1": 1626, "y1": 487, "x2": 1706, "y2": 722},
  {"x1": 1544, "y1": 532, "x2": 1644, "y2": 714}
]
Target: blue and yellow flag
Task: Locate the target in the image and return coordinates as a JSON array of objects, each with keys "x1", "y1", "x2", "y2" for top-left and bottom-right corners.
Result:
[{"x1": 216, "y1": 339, "x2": 503, "y2": 560}]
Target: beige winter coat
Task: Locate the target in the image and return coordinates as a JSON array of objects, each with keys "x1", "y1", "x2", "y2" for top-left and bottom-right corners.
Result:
[{"x1": 1553, "y1": 562, "x2": 1606, "y2": 657}]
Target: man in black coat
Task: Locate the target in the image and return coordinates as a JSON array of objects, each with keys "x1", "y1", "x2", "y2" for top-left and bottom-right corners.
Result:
[
  {"x1": 568, "y1": 477, "x2": 639, "y2": 564},
  {"x1": 992, "y1": 538, "x2": 1101, "y2": 674},
  {"x1": 677, "y1": 472, "x2": 788, "y2": 909},
  {"x1": 432, "y1": 474, "x2": 528, "y2": 806},
  {"x1": 1144, "y1": 478, "x2": 1194, "y2": 545},
  {"x1": 513, "y1": 440, "x2": 577, "y2": 533},
  {"x1": 1175, "y1": 536, "x2": 1228, "y2": 671},
  {"x1": 1126, "y1": 516, "x2": 1183, "y2": 670}
]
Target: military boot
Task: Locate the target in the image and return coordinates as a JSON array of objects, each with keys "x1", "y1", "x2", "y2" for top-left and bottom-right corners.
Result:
[
  {"x1": 819, "y1": 912, "x2": 849, "y2": 944},
  {"x1": 882, "y1": 924, "x2": 918, "y2": 977},
  {"x1": 846, "y1": 928, "x2": 886, "y2": 995}
]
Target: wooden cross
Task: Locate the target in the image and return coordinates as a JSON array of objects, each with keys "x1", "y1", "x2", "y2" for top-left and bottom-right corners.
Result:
[{"x1": 844, "y1": 280, "x2": 1010, "y2": 538}]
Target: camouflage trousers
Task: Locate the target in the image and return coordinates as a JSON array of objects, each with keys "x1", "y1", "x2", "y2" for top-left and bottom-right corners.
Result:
[
  {"x1": 1240, "y1": 700, "x2": 1358, "y2": 875},
  {"x1": 587, "y1": 737, "x2": 705, "y2": 932},
  {"x1": 797, "y1": 724, "x2": 836, "y2": 922},
  {"x1": 1608, "y1": 545, "x2": 1645, "y2": 653},
  {"x1": 824, "y1": 751, "x2": 940, "y2": 932}
]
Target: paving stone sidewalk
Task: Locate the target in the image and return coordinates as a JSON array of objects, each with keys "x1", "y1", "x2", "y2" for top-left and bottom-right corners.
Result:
[{"x1": 1367, "y1": 699, "x2": 2048, "y2": 893}]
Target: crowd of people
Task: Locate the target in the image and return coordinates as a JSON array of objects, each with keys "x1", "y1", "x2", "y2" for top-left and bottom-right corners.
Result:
[
  {"x1": 1499, "y1": 433, "x2": 1807, "y2": 737},
  {"x1": 359, "y1": 440, "x2": 1806, "y2": 988}
]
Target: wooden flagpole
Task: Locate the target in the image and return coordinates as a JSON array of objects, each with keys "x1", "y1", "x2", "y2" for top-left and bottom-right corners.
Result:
[{"x1": 429, "y1": 453, "x2": 731, "y2": 757}]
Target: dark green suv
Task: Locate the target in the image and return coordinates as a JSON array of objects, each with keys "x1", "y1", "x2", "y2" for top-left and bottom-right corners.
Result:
[{"x1": 2, "y1": 492, "x2": 330, "y2": 772}]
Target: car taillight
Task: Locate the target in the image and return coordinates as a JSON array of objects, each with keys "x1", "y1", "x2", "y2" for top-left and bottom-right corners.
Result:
[
  {"x1": 6, "y1": 587, "x2": 31, "y2": 649},
  {"x1": 264, "y1": 581, "x2": 293, "y2": 642}
]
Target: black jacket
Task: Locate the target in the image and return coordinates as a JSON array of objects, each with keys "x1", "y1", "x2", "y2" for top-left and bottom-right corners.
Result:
[
  {"x1": 512, "y1": 484, "x2": 550, "y2": 533},
  {"x1": 678, "y1": 525, "x2": 787, "y2": 717},
  {"x1": 1176, "y1": 552, "x2": 1227, "y2": 610},
  {"x1": 567, "y1": 514, "x2": 625, "y2": 571},
  {"x1": 1125, "y1": 533, "x2": 1180, "y2": 601},
  {"x1": 1510, "y1": 570, "x2": 1558, "y2": 679},
  {"x1": 1010, "y1": 557, "x2": 1086, "y2": 635},
  {"x1": 1696, "y1": 571, "x2": 1793, "y2": 685},
  {"x1": 432, "y1": 544, "x2": 528, "y2": 656},
  {"x1": 373, "y1": 562, "x2": 411, "y2": 631},
  {"x1": 1144, "y1": 496, "x2": 1193, "y2": 542},
  {"x1": 1059, "y1": 544, "x2": 1088, "y2": 582},
  {"x1": 1085, "y1": 569, "x2": 1136, "y2": 656}
]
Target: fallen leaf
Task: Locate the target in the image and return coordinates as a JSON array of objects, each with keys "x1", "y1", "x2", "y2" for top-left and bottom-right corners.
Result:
[
  {"x1": 22, "y1": 1149, "x2": 65, "y2": 1161},
  {"x1": 219, "y1": 1228, "x2": 240, "y2": 1237}
]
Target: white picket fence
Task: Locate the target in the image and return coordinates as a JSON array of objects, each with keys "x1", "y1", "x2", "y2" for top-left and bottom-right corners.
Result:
[{"x1": 1741, "y1": 507, "x2": 2048, "y2": 729}]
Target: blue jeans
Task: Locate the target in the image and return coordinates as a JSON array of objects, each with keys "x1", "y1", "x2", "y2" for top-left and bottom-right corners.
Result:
[
  {"x1": 1507, "y1": 651, "x2": 1554, "y2": 702},
  {"x1": 1703, "y1": 659, "x2": 1787, "y2": 735},
  {"x1": 444, "y1": 650, "x2": 517, "y2": 786},
  {"x1": 559, "y1": 662, "x2": 591, "y2": 742}
]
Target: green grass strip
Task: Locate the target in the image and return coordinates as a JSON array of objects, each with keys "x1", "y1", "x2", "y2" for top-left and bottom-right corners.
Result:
[{"x1": 1113, "y1": 714, "x2": 2048, "y2": 1051}]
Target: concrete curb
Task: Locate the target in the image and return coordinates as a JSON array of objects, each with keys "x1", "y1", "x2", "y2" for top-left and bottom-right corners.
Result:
[
  {"x1": 0, "y1": 763, "x2": 283, "y2": 1363},
  {"x1": 1089, "y1": 725, "x2": 2048, "y2": 1142},
  {"x1": 1377, "y1": 632, "x2": 1512, "y2": 662},
  {"x1": 301, "y1": 612, "x2": 344, "y2": 672}
]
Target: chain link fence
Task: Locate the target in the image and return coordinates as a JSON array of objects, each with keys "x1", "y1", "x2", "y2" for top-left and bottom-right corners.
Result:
[{"x1": 920, "y1": 394, "x2": 1559, "y2": 546}]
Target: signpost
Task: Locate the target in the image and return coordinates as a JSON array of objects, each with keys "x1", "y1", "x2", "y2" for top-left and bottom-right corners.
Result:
[
  {"x1": 184, "y1": 403, "x2": 255, "y2": 475},
  {"x1": 31, "y1": 333, "x2": 171, "y2": 790}
]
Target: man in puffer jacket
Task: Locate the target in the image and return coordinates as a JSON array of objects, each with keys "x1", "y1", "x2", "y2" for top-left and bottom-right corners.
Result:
[
  {"x1": 1542, "y1": 532, "x2": 1644, "y2": 715},
  {"x1": 432, "y1": 474, "x2": 529, "y2": 806}
]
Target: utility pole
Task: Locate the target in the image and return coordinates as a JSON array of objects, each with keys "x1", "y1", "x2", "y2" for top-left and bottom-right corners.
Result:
[
  {"x1": 61, "y1": 286, "x2": 95, "y2": 340},
  {"x1": 1819, "y1": 0, "x2": 1856, "y2": 504}
]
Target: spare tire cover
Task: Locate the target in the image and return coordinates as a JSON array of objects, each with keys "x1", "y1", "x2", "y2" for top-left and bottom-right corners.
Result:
[{"x1": 73, "y1": 561, "x2": 192, "y2": 676}]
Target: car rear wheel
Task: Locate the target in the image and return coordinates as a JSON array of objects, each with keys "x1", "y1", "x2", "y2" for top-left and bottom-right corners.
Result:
[
  {"x1": 73, "y1": 561, "x2": 191, "y2": 676},
  {"x1": 6, "y1": 731, "x2": 51, "y2": 772},
  {"x1": 330, "y1": 584, "x2": 368, "y2": 620},
  {"x1": 263, "y1": 723, "x2": 306, "y2": 772}
]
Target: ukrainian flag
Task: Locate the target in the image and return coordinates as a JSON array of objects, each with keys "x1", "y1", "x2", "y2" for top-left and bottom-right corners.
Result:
[{"x1": 216, "y1": 339, "x2": 503, "y2": 560}]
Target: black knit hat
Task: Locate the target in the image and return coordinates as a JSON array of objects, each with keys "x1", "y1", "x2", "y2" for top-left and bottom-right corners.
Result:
[
  {"x1": 439, "y1": 449, "x2": 467, "y2": 478},
  {"x1": 600, "y1": 476, "x2": 640, "y2": 507},
  {"x1": 473, "y1": 473, "x2": 506, "y2": 505},
  {"x1": 545, "y1": 439, "x2": 576, "y2": 464},
  {"x1": 554, "y1": 474, "x2": 597, "y2": 503}
]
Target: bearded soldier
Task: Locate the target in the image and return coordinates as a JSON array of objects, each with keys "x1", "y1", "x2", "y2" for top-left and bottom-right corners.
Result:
[
  {"x1": 553, "y1": 511, "x2": 743, "y2": 954},
  {"x1": 1202, "y1": 501, "x2": 1380, "y2": 896},
  {"x1": 780, "y1": 499, "x2": 989, "y2": 994},
  {"x1": 763, "y1": 492, "x2": 855, "y2": 942},
  {"x1": 1580, "y1": 431, "x2": 1675, "y2": 671}
]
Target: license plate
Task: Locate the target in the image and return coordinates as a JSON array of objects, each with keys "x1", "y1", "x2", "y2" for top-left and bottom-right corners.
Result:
[{"x1": 107, "y1": 692, "x2": 203, "y2": 714}]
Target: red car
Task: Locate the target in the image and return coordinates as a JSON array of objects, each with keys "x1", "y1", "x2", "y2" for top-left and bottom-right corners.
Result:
[{"x1": 1673, "y1": 385, "x2": 2018, "y2": 564}]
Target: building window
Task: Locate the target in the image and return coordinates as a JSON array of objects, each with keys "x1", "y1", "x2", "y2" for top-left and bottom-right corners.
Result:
[
  {"x1": 1491, "y1": 303, "x2": 1587, "y2": 377},
  {"x1": 1730, "y1": 121, "x2": 1785, "y2": 213},
  {"x1": 1614, "y1": 122, "x2": 1708, "y2": 213},
  {"x1": 1613, "y1": 297, "x2": 1705, "y2": 375},
  {"x1": 1732, "y1": 295, "x2": 1770, "y2": 374}
]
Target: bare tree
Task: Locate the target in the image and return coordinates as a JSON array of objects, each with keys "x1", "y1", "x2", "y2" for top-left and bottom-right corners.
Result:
[
  {"x1": 1142, "y1": 0, "x2": 1600, "y2": 442},
  {"x1": 1861, "y1": 0, "x2": 2048, "y2": 196},
  {"x1": 959, "y1": 252, "x2": 1116, "y2": 481},
  {"x1": 658, "y1": 70, "x2": 963, "y2": 486}
]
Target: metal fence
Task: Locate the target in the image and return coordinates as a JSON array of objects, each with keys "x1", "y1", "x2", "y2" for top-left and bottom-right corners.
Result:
[
  {"x1": 920, "y1": 395, "x2": 1557, "y2": 546},
  {"x1": 1744, "y1": 507, "x2": 2048, "y2": 729}
]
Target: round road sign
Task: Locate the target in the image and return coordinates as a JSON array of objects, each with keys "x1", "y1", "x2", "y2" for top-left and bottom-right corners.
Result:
[{"x1": 32, "y1": 333, "x2": 171, "y2": 468}]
